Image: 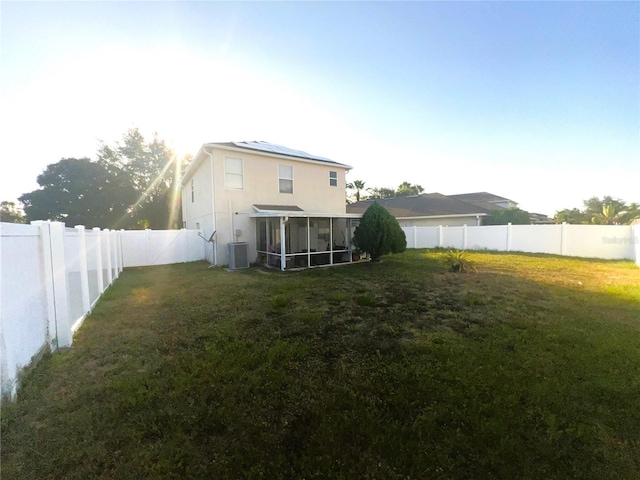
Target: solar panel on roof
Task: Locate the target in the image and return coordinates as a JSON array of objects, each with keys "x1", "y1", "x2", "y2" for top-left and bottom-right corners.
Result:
[{"x1": 232, "y1": 141, "x2": 335, "y2": 163}]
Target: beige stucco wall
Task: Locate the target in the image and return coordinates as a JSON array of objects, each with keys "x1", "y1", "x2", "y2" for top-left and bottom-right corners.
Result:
[
  {"x1": 183, "y1": 145, "x2": 349, "y2": 265},
  {"x1": 400, "y1": 215, "x2": 483, "y2": 227}
]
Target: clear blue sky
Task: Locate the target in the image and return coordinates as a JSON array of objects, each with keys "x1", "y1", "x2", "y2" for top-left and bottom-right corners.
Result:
[{"x1": 1, "y1": 1, "x2": 638, "y2": 215}]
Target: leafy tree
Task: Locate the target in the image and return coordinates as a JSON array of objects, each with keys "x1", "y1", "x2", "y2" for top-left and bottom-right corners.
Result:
[
  {"x1": 347, "y1": 179, "x2": 367, "y2": 203},
  {"x1": 395, "y1": 181, "x2": 424, "y2": 196},
  {"x1": 98, "y1": 128, "x2": 183, "y2": 229},
  {"x1": 554, "y1": 196, "x2": 639, "y2": 225},
  {"x1": 553, "y1": 208, "x2": 588, "y2": 224},
  {"x1": 0, "y1": 201, "x2": 26, "y2": 223},
  {"x1": 353, "y1": 201, "x2": 406, "y2": 262},
  {"x1": 484, "y1": 207, "x2": 530, "y2": 225},
  {"x1": 19, "y1": 158, "x2": 137, "y2": 228},
  {"x1": 367, "y1": 187, "x2": 396, "y2": 199}
]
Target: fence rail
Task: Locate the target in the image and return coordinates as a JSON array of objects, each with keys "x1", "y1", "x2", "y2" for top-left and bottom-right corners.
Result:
[
  {"x1": 1, "y1": 222, "x2": 205, "y2": 400},
  {"x1": 402, "y1": 223, "x2": 639, "y2": 261}
]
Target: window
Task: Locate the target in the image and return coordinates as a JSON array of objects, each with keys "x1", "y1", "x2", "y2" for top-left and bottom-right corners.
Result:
[
  {"x1": 329, "y1": 171, "x2": 338, "y2": 187},
  {"x1": 279, "y1": 164, "x2": 293, "y2": 194},
  {"x1": 225, "y1": 157, "x2": 244, "y2": 189},
  {"x1": 191, "y1": 179, "x2": 194, "y2": 202}
]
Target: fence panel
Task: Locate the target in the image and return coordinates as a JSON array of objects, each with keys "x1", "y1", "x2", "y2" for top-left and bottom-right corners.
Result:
[
  {"x1": 442, "y1": 226, "x2": 464, "y2": 249},
  {"x1": 634, "y1": 224, "x2": 640, "y2": 267},
  {"x1": 466, "y1": 225, "x2": 509, "y2": 251},
  {"x1": 64, "y1": 230, "x2": 85, "y2": 330},
  {"x1": 417, "y1": 226, "x2": 439, "y2": 248},
  {"x1": 0, "y1": 223, "x2": 49, "y2": 399},
  {"x1": 85, "y1": 231, "x2": 101, "y2": 306},
  {"x1": 122, "y1": 229, "x2": 206, "y2": 267},
  {"x1": 564, "y1": 225, "x2": 634, "y2": 260},
  {"x1": 510, "y1": 224, "x2": 562, "y2": 255}
]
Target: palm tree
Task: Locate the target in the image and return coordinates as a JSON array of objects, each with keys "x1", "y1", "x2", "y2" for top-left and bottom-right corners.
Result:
[
  {"x1": 591, "y1": 204, "x2": 620, "y2": 225},
  {"x1": 352, "y1": 180, "x2": 366, "y2": 202}
]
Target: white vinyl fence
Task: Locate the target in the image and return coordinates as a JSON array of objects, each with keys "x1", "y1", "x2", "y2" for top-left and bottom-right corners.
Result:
[
  {"x1": 402, "y1": 223, "x2": 638, "y2": 261},
  {"x1": 1, "y1": 222, "x2": 205, "y2": 400}
]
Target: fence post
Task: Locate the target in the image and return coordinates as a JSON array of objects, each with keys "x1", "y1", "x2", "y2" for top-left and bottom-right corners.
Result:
[
  {"x1": 75, "y1": 226, "x2": 91, "y2": 315},
  {"x1": 413, "y1": 226, "x2": 417, "y2": 249},
  {"x1": 119, "y1": 230, "x2": 125, "y2": 271},
  {"x1": 104, "y1": 229, "x2": 113, "y2": 286},
  {"x1": 438, "y1": 225, "x2": 444, "y2": 247},
  {"x1": 182, "y1": 228, "x2": 188, "y2": 262},
  {"x1": 463, "y1": 225, "x2": 468, "y2": 250},
  {"x1": 506, "y1": 223, "x2": 512, "y2": 252},
  {"x1": 110, "y1": 231, "x2": 118, "y2": 280},
  {"x1": 32, "y1": 221, "x2": 56, "y2": 349},
  {"x1": 49, "y1": 222, "x2": 72, "y2": 348},
  {"x1": 561, "y1": 222, "x2": 568, "y2": 256},
  {"x1": 146, "y1": 229, "x2": 151, "y2": 266},
  {"x1": 93, "y1": 228, "x2": 104, "y2": 294}
]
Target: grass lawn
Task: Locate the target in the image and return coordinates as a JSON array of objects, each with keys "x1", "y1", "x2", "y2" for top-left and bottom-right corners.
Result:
[{"x1": 2, "y1": 250, "x2": 640, "y2": 479}]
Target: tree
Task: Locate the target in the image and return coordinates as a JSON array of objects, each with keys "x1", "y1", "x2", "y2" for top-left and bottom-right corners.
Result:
[
  {"x1": 0, "y1": 201, "x2": 26, "y2": 223},
  {"x1": 352, "y1": 201, "x2": 406, "y2": 262},
  {"x1": 591, "y1": 204, "x2": 622, "y2": 225},
  {"x1": 395, "y1": 181, "x2": 424, "y2": 196},
  {"x1": 553, "y1": 208, "x2": 588, "y2": 224},
  {"x1": 367, "y1": 187, "x2": 396, "y2": 199},
  {"x1": 554, "y1": 196, "x2": 639, "y2": 225},
  {"x1": 19, "y1": 158, "x2": 137, "y2": 228},
  {"x1": 484, "y1": 207, "x2": 530, "y2": 225},
  {"x1": 98, "y1": 128, "x2": 183, "y2": 229},
  {"x1": 347, "y1": 179, "x2": 367, "y2": 203}
]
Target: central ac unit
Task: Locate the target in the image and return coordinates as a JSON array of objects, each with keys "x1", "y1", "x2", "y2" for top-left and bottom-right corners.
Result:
[{"x1": 228, "y1": 242, "x2": 249, "y2": 269}]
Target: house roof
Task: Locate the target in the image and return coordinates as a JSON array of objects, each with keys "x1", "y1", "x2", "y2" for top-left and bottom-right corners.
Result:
[
  {"x1": 449, "y1": 192, "x2": 517, "y2": 211},
  {"x1": 346, "y1": 193, "x2": 492, "y2": 218},
  {"x1": 182, "y1": 141, "x2": 351, "y2": 186},
  {"x1": 253, "y1": 204, "x2": 304, "y2": 212}
]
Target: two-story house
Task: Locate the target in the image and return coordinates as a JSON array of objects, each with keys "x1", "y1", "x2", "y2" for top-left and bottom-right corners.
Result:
[{"x1": 181, "y1": 141, "x2": 362, "y2": 270}]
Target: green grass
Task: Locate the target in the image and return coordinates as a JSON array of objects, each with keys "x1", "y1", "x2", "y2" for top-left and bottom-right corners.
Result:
[{"x1": 2, "y1": 250, "x2": 640, "y2": 479}]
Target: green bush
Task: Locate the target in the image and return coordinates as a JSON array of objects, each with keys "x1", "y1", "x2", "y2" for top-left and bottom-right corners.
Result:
[
  {"x1": 353, "y1": 202, "x2": 406, "y2": 262},
  {"x1": 442, "y1": 249, "x2": 476, "y2": 273}
]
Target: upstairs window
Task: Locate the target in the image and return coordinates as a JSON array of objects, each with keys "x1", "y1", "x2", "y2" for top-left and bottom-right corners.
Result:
[
  {"x1": 279, "y1": 164, "x2": 293, "y2": 194},
  {"x1": 191, "y1": 179, "x2": 194, "y2": 202},
  {"x1": 225, "y1": 157, "x2": 244, "y2": 189},
  {"x1": 329, "y1": 171, "x2": 338, "y2": 187}
]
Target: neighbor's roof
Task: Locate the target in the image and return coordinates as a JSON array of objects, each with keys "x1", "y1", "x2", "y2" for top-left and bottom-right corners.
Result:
[
  {"x1": 449, "y1": 192, "x2": 517, "y2": 211},
  {"x1": 182, "y1": 141, "x2": 351, "y2": 185},
  {"x1": 346, "y1": 193, "x2": 492, "y2": 217}
]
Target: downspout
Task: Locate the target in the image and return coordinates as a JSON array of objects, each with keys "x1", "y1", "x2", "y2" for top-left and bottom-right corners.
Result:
[{"x1": 203, "y1": 147, "x2": 218, "y2": 265}]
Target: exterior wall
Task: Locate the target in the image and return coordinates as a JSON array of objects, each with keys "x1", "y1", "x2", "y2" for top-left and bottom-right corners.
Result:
[
  {"x1": 182, "y1": 156, "x2": 216, "y2": 263},
  {"x1": 400, "y1": 215, "x2": 482, "y2": 227},
  {"x1": 183, "y1": 146, "x2": 349, "y2": 265}
]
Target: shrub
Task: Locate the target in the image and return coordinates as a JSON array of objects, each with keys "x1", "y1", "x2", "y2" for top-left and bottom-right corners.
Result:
[
  {"x1": 353, "y1": 202, "x2": 406, "y2": 262},
  {"x1": 442, "y1": 249, "x2": 476, "y2": 273}
]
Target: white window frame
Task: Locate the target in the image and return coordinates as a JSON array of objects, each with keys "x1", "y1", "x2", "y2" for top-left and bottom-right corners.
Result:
[
  {"x1": 278, "y1": 164, "x2": 293, "y2": 194},
  {"x1": 329, "y1": 171, "x2": 338, "y2": 187},
  {"x1": 225, "y1": 156, "x2": 244, "y2": 190}
]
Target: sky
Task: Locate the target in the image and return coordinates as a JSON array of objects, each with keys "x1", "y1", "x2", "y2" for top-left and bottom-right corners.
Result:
[{"x1": 1, "y1": 1, "x2": 638, "y2": 216}]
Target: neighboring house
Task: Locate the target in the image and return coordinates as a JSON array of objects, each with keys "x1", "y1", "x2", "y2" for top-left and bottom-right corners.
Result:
[
  {"x1": 448, "y1": 192, "x2": 518, "y2": 211},
  {"x1": 181, "y1": 141, "x2": 362, "y2": 269},
  {"x1": 347, "y1": 193, "x2": 493, "y2": 227}
]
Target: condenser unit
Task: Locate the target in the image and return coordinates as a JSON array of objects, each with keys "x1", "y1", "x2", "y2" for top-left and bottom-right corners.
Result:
[{"x1": 228, "y1": 242, "x2": 249, "y2": 269}]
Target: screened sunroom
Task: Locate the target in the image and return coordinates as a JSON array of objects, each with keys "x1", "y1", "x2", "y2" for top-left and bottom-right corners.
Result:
[{"x1": 252, "y1": 206, "x2": 365, "y2": 270}]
